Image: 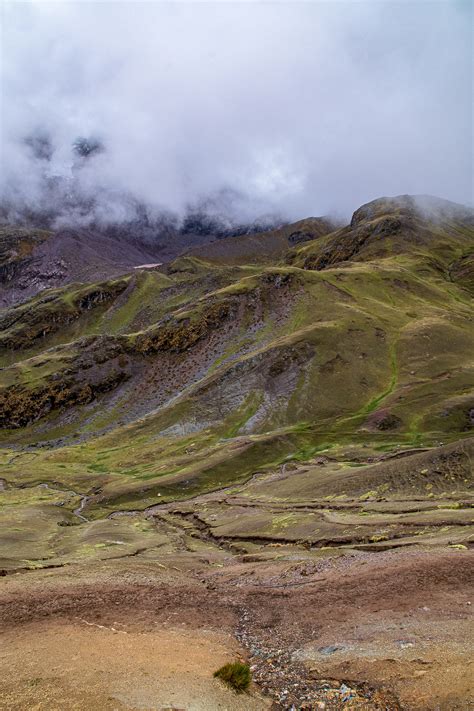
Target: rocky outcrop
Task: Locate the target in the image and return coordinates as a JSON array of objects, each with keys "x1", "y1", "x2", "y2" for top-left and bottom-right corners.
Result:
[
  {"x1": 0, "y1": 279, "x2": 130, "y2": 351},
  {"x1": 0, "y1": 227, "x2": 52, "y2": 285},
  {"x1": 133, "y1": 301, "x2": 236, "y2": 355},
  {"x1": 449, "y1": 252, "x2": 474, "y2": 294},
  {"x1": 0, "y1": 368, "x2": 129, "y2": 428},
  {"x1": 0, "y1": 336, "x2": 131, "y2": 428},
  {"x1": 0, "y1": 296, "x2": 238, "y2": 427}
]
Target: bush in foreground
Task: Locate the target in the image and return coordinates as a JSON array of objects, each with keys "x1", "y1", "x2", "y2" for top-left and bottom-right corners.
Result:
[{"x1": 213, "y1": 661, "x2": 251, "y2": 693}]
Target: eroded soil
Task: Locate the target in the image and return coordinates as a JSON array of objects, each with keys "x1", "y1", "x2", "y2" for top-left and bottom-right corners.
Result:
[
  {"x1": 1, "y1": 442, "x2": 473, "y2": 709},
  {"x1": 1, "y1": 545, "x2": 472, "y2": 710}
]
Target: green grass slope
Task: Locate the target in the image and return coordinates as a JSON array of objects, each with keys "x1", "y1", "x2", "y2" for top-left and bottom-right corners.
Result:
[{"x1": 0, "y1": 195, "x2": 472, "y2": 539}]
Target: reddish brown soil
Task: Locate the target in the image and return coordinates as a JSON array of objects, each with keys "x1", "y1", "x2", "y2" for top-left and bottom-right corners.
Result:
[{"x1": 0, "y1": 548, "x2": 472, "y2": 710}]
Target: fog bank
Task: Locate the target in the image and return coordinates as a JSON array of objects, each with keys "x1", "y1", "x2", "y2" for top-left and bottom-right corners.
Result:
[{"x1": 1, "y1": 1, "x2": 472, "y2": 226}]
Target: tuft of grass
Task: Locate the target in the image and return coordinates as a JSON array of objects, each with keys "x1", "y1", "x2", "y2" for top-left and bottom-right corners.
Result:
[{"x1": 213, "y1": 662, "x2": 251, "y2": 693}]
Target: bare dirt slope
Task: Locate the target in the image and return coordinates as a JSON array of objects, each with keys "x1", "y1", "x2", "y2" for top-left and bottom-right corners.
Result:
[{"x1": 1, "y1": 547, "x2": 472, "y2": 710}]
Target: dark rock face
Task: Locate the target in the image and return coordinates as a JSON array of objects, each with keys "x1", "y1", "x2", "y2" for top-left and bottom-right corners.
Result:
[
  {"x1": 0, "y1": 368, "x2": 131, "y2": 429},
  {"x1": 375, "y1": 412, "x2": 403, "y2": 431},
  {"x1": 0, "y1": 296, "x2": 239, "y2": 428},
  {"x1": 0, "y1": 335, "x2": 132, "y2": 428},
  {"x1": 302, "y1": 213, "x2": 422, "y2": 270},
  {"x1": 133, "y1": 301, "x2": 237, "y2": 355},
  {"x1": 0, "y1": 279, "x2": 129, "y2": 351},
  {"x1": 0, "y1": 227, "x2": 52, "y2": 284},
  {"x1": 450, "y1": 252, "x2": 474, "y2": 294},
  {"x1": 287, "y1": 230, "x2": 315, "y2": 246},
  {"x1": 0, "y1": 225, "x2": 162, "y2": 307}
]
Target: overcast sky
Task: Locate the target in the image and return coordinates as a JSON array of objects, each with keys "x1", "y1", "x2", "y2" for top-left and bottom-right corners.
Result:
[{"x1": 1, "y1": 0, "x2": 472, "y2": 223}]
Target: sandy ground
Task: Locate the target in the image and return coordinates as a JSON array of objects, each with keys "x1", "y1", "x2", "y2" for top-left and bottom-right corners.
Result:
[
  {"x1": 0, "y1": 548, "x2": 473, "y2": 710},
  {"x1": 0, "y1": 622, "x2": 268, "y2": 711}
]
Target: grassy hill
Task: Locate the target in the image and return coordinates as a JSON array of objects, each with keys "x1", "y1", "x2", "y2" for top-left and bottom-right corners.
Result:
[{"x1": 0, "y1": 194, "x2": 473, "y2": 569}]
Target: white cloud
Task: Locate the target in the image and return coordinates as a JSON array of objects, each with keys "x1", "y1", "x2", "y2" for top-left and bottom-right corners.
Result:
[{"x1": 0, "y1": 0, "x2": 472, "y2": 225}]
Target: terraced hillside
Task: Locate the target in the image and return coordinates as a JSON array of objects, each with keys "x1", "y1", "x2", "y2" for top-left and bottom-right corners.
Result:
[{"x1": 0, "y1": 195, "x2": 473, "y2": 710}]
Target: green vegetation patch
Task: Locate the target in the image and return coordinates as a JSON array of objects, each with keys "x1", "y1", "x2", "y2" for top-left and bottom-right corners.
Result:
[{"x1": 214, "y1": 662, "x2": 251, "y2": 693}]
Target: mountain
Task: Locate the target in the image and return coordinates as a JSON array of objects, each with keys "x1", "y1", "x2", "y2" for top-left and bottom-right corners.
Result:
[
  {"x1": 1, "y1": 194, "x2": 473, "y2": 709},
  {"x1": 1, "y1": 192, "x2": 472, "y2": 499}
]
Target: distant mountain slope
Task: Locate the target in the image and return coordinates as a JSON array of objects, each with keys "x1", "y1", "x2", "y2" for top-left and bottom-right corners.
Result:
[
  {"x1": 0, "y1": 226, "x2": 162, "y2": 307},
  {"x1": 185, "y1": 217, "x2": 337, "y2": 265},
  {"x1": 0, "y1": 219, "x2": 283, "y2": 307}
]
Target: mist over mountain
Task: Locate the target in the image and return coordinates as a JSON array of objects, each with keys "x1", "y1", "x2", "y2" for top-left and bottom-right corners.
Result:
[{"x1": 1, "y1": 1, "x2": 472, "y2": 231}]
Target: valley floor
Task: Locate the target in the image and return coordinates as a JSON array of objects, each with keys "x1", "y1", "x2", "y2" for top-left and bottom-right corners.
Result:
[{"x1": 0, "y1": 545, "x2": 472, "y2": 710}]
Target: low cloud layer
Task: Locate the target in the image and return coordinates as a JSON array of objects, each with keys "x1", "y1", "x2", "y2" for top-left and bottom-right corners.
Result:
[{"x1": 1, "y1": 1, "x2": 472, "y2": 226}]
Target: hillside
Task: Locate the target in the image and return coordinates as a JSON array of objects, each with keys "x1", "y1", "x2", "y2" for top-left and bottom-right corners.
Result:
[
  {"x1": 0, "y1": 194, "x2": 473, "y2": 709},
  {"x1": 1, "y1": 192, "x2": 473, "y2": 518}
]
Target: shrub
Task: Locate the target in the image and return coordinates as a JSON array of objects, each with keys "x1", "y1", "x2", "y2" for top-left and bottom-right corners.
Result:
[{"x1": 213, "y1": 661, "x2": 251, "y2": 693}]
